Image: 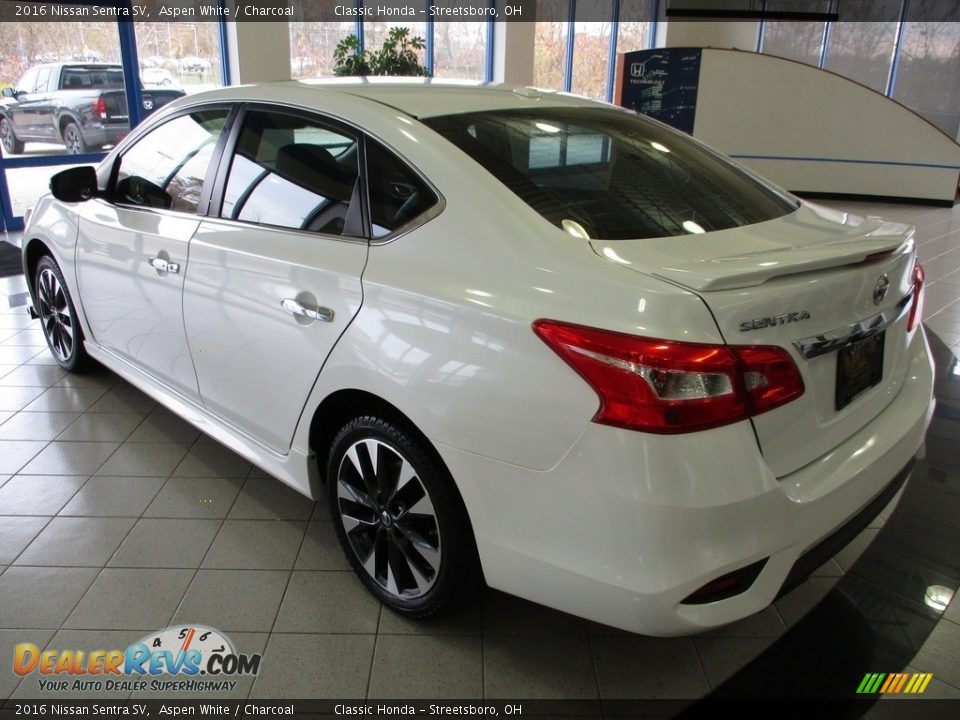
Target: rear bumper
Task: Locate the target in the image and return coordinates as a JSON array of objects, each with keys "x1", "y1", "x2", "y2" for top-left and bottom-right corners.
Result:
[
  {"x1": 79, "y1": 123, "x2": 127, "y2": 148},
  {"x1": 441, "y1": 329, "x2": 934, "y2": 636}
]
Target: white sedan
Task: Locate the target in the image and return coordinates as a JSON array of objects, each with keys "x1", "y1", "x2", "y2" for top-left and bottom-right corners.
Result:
[{"x1": 23, "y1": 80, "x2": 934, "y2": 635}]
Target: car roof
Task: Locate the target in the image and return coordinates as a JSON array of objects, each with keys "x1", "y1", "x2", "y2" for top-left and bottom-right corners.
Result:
[{"x1": 191, "y1": 79, "x2": 615, "y2": 119}]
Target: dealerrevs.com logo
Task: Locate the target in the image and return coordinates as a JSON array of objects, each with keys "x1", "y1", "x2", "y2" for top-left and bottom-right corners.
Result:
[{"x1": 13, "y1": 625, "x2": 261, "y2": 693}]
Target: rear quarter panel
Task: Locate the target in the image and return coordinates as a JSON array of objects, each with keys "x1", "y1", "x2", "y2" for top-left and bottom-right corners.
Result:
[{"x1": 291, "y1": 98, "x2": 727, "y2": 471}]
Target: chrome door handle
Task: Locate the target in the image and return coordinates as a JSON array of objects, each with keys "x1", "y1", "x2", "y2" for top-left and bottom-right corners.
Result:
[
  {"x1": 281, "y1": 298, "x2": 334, "y2": 323},
  {"x1": 148, "y1": 257, "x2": 180, "y2": 274}
]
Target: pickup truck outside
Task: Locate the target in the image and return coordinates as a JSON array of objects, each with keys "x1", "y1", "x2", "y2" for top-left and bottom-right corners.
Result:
[{"x1": 0, "y1": 63, "x2": 185, "y2": 155}]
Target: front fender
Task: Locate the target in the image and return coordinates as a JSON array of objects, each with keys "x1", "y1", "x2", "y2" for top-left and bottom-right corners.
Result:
[{"x1": 22, "y1": 198, "x2": 88, "y2": 335}]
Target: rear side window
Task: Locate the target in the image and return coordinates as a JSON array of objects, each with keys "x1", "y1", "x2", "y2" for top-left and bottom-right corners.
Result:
[
  {"x1": 424, "y1": 108, "x2": 796, "y2": 240},
  {"x1": 220, "y1": 109, "x2": 362, "y2": 237},
  {"x1": 365, "y1": 140, "x2": 438, "y2": 239}
]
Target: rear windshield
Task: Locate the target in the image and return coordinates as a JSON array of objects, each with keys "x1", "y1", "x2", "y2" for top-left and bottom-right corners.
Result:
[{"x1": 423, "y1": 107, "x2": 797, "y2": 240}]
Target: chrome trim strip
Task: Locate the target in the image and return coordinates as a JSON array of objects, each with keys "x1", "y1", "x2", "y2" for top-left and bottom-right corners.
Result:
[{"x1": 792, "y1": 292, "x2": 913, "y2": 360}]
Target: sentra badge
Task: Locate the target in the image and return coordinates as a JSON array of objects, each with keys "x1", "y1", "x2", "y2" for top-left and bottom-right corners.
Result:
[{"x1": 739, "y1": 310, "x2": 811, "y2": 332}]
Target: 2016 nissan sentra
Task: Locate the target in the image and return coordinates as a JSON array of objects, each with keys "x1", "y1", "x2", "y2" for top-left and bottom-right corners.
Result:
[{"x1": 22, "y1": 80, "x2": 934, "y2": 635}]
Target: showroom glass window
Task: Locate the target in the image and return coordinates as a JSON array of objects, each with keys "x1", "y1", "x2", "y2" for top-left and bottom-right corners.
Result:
[
  {"x1": 114, "y1": 109, "x2": 228, "y2": 213},
  {"x1": 821, "y1": 0, "x2": 900, "y2": 94},
  {"x1": 0, "y1": 10, "x2": 125, "y2": 159},
  {"x1": 363, "y1": 3, "x2": 428, "y2": 66},
  {"x1": 570, "y1": 1, "x2": 614, "y2": 100},
  {"x1": 289, "y1": 22, "x2": 356, "y2": 78},
  {"x1": 220, "y1": 110, "x2": 361, "y2": 237},
  {"x1": 894, "y1": 15, "x2": 960, "y2": 137},
  {"x1": 433, "y1": 22, "x2": 487, "y2": 80},
  {"x1": 535, "y1": 0, "x2": 654, "y2": 100},
  {"x1": 134, "y1": 21, "x2": 226, "y2": 93},
  {"x1": 534, "y1": 0, "x2": 569, "y2": 90},
  {"x1": 760, "y1": 4, "x2": 960, "y2": 138}
]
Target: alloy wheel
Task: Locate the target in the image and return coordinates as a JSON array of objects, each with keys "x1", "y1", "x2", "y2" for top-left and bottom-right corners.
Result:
[
  {"x1": 64, "y1": 125, "x2": 82, "y2": 154},
  {"x1": 36, "y1": 267, "x2": 74, "y2": 362},
  {"x1": 0, "y1": 120, "x2": 15, "y2": 153},
  {"x1": 335, "y1": 438, "x2": 442, "y2": 599}
]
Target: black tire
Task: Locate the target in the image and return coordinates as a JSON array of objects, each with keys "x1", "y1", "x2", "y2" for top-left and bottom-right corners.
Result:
[
  {"x1": 63, "y1": 122, "x2": 88, "y2": 155},
  {"x1": 34, "y1": 255, "x2": 92, "y2": 373},
  {"x1": 0, "y1": 117, "x2": 24, "y2": 154},
  {"x1": 327, "y1": 414, "x2": 477, "y2": 618}
]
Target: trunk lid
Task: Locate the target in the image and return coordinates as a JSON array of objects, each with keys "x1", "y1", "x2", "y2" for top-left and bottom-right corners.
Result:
[{"x1": 590, "y1": 202, "x2": 919, "y2": 477}]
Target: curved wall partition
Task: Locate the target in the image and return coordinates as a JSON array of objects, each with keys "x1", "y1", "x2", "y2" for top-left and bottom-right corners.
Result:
[{"x1": 618, "y1": 47, "x2": 960, "y2": 204}]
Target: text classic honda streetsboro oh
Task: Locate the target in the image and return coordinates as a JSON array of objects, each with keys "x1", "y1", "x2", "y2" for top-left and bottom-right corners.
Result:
[{"x1": 23, "y1": 80, "x2": 934, "y2": 635}]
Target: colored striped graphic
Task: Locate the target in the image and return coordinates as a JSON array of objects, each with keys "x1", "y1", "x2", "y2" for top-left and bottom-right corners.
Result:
[{"x1": 857, "y1": 672, "x2": 933, "y2": 694}]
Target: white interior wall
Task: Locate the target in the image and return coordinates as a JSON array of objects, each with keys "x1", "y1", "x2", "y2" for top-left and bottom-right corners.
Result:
[
  {"x1": 493, "y1": 22, "x2": 535, "y2": 86},
  {"x1": 226, "y1": 20, "x2": 292, "y2": 84},
  {"x1": 662, "y1": 20, "x2": 760, "y2": 50},
  {"x1": 693, "y1": 49, "x2": 960, "y2": 202}
]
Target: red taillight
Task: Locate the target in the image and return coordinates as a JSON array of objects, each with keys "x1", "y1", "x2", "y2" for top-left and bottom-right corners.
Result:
[
  {"x1": 93, "y1": 97, "x2": 108, "y2": 119},
  {"x1": 908, "y1": 262, "x2": 925, "y2": 332},
  {"x1": 533, "y1": 320, "x2": 804, "y2": 434}
]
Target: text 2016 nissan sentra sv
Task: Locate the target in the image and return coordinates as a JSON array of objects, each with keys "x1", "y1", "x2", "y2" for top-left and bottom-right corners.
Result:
[{"x1": 22, "y1": 80, "x2": 934, "y2": 635}]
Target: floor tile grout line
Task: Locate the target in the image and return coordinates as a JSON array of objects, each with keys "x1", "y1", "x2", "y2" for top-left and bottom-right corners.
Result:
[
  {"x1": 56, "y1": 527, "x2": 154, "y2": 629},
  {"x1": 583, "y1": 633, "x2": 604, "y2": 703},
  {"x1": 688, "y1": 636, "x2": 714, "y2": 692},
  {"x1": 248, "y1": 488, "x2": 315, "y2": 698},
  {"x1": 364, "y1": 623, "x2": 381, "y2": 700},
  {"x1": 1, "y1": 514, "x2": 59, "y2": 571},
  {"x1": 53, "y1": 430, "x2": 198, "y2": 633},
  {"x1": 480, "y1": 590, "x2": 486, "y2": 700},
  {"x1": 162, "y1": 459, "x2": 260, "y2": 697}
]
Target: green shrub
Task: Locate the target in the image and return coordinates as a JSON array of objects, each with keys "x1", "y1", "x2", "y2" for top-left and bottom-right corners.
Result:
[{"x1": 333, "y1": 27, "x2": 428, "y2": 77}]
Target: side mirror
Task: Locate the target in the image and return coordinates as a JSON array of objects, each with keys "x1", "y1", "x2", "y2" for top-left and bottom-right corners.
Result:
[
  {"x1": 49, "y1": 166, "x2": 98, "y2": 203},
  {"x1": 1, "y1": 87, "x2": 15, "y2": 98}
]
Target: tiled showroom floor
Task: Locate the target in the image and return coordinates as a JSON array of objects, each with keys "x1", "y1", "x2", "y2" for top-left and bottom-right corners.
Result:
[{"x1": 0, "y1": 198, "x2": 959, "y2": 711}]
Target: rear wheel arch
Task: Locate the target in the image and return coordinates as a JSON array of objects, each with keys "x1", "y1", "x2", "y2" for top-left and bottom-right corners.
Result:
[
  {"x1": 310, "y1": 389, "x2": 446, "y2": 487},
  {"x1": 57, "y1": 113, "x2": 79, "y2": 141},
  {"x1": 312, "y1": 389, "x2": 483, "y2": 616},
  {"x1": 307, "y1": 389, "x2": 478, "y2": 549}
]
